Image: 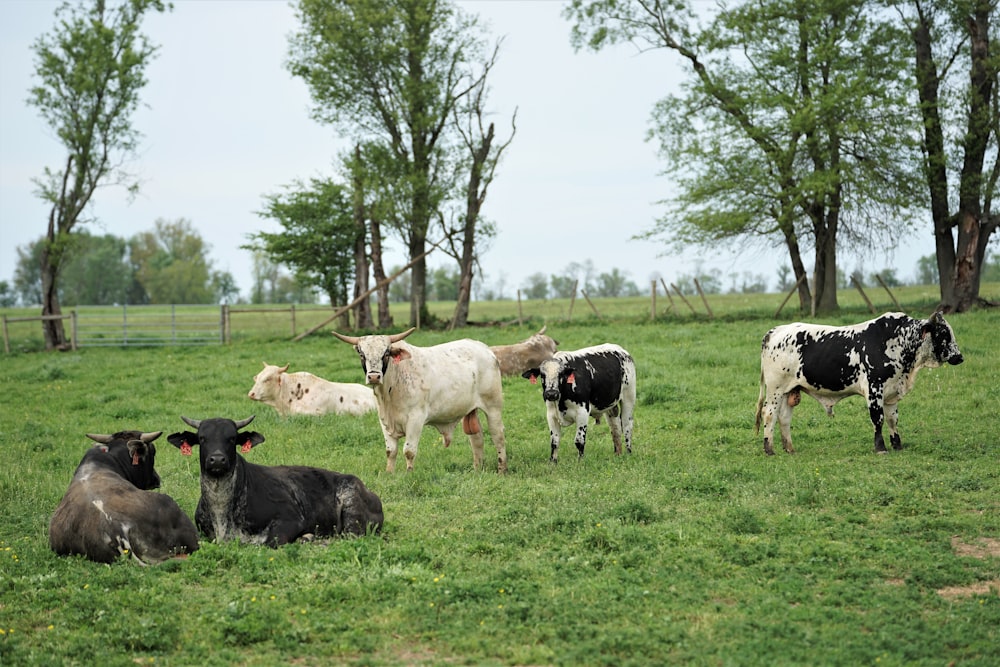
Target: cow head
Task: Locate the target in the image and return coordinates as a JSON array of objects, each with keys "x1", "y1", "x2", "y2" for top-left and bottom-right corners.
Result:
[
  {"x1": 528, "y1": 326, "x2": 559, "y2": 355},
  {"x1": 523, "y1": 357, "x2": 573, "y2": 402},
  {"x1": 85, "y1": 430, "x2": 163, "y2": 490},
  {"x1": 332, "y1": 327, "x2": 416, "y2": 386},
  {"x1": 167, "y1": 416, "x2": 264, "y2": 479},
  {"x1": 248, "y1": 362, "x2": 289, "y2": 401},
  {"x1": 923, "y1": 311, "x2": 964, "y2": 366}
]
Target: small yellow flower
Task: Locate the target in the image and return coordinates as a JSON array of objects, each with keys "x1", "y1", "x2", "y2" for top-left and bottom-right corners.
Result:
[{"x1": 429, "y1": 602, "x2": 435, "y2": 608}]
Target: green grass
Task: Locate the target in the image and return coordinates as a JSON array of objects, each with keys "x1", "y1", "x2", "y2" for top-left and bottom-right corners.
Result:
[{"x1": 1, "y1": 291, "x2": 998, "y2": 666}]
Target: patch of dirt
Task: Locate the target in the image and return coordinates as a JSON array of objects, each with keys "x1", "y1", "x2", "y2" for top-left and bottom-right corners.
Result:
[
  {"x1": 936, "y1": 580, "x2": 1000, "y2": 600},
  {"x1": 935, "y1": 537, "x2": 1000, "y2": 599},
  {"x1": 951, "y1": 536, "x2": 1000, "y2": 559}
]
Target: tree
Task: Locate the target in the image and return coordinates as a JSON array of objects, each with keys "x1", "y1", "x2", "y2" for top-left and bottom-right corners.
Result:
[
  {"x1": 568, "y1": 0, "x2": 920, "y2": 314},
  {"x1": 522, "y1": 273, "x2": 549, "y2": 300},
  {"x1": 129, "y1": 219, "x2": 215, "y2": 304},
  {"x1": 904, "y1": 0, "x2": 999, "y2": 311},
  {"x1": 915, "y1": 253, "x2": 940, "y2": 285},
  {"x1": 289, "y1": 0, "x2": 498, "y2": 326},
  {"x1": 594, "y1": 268, "x2": 638, "y2": 297},
  {"x1": 251, "y1": 178, "x2": 358, "y2": 309},
  {"x1": 27, "y1": 0, "x2": 167, "y2": 349},
  {"x1": 0, "y1": 282, "x2": 17, "y2": 308},
  {"x1": 447, "y1": 46, "x2": 516, "y2": 329},
  {"x1": 57, "y1": 231, "x2": 132, "y2": 305}
]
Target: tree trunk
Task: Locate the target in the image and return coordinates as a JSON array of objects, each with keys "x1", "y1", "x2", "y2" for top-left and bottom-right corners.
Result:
[
  {"x1": 369, "y1": 218, "x2": 393, "y2": 329},
  {"x1": 451, "y1": 123, "x2": 495, "y2": 330},
  {"x1": 408, "y1": 232, "x2": 428, "y2": 327},
  {"x1": 351, "y1": 146, "x2": 373, "y2": 329},
  {"x1": 40, "y1": 209, "x2": 67, "y2": 350}
]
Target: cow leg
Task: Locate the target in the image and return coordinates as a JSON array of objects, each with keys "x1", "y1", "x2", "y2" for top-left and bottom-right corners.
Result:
[
  {"x1": 620, "y1": 396, "x2": 635, "y2": 455},
  {"x1": 607, "y1": 405, "x2": 624, "y2": 456},
  {"x1": 868, "y1": 394, "x2": 887, "y2": 454},
  {"x1": 776, "y1": 393, "x2": 795, "y2": 454},
  {"x1": 481, "y1": 406, "x2": 508, "y2": 474},
  {"x1": 574, "y1": 412, "x2": 589, "y2": 459},
  {"x1": 403, "y1": 420, "x2": 424, "y2": 471},
  {"x1": 546, "y1": 406, "x2": 562, "y2": 464},
  {"x1": 465, "y1": 418, "x2": 486, "y2": 471},
  {"x1": 885, "y1": 400, "x2": 902, "y2": 450},
  {"x1": 384, "y1": 435, "x2": 400, "y2": 473}
]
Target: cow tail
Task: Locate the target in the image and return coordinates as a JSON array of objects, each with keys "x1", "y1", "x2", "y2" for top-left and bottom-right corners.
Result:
[{"x1": 754, "y1": 368, "x2": 765, "y2": 434}]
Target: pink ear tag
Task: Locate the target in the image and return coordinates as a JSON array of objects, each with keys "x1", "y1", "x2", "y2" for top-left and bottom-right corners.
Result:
[
  {"x1": 242, "y1": 440, "x2": 253, "y2": 454},
  {"x1": 567, "y1": 372, "x2": 576, "y2": 387},
  {"x1": 530, "y1": 374, "x2": 537, "y2": 385},
  {"x1": 180, "y1": 442, "x2": 193, "y2": 457}
]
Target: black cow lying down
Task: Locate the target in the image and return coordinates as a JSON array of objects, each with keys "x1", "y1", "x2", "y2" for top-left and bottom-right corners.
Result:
[
  {"x1": 168, "y1": 415, "x2": 384, "y2": 546},
  {"x1": 49, "y1": 430, "x2": 199, "y2": 565}
]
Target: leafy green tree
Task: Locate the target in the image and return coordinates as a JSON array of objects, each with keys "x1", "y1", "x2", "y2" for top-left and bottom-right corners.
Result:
[
  {"x1": 549, "y1": 274, "x2": 578, "y2": 299},
  {"x1": 428, "y1": 266, "x2": 460, "y2": 301},
  {"x1": 27, "y1": 0, "x2": 167, "y2": 348},
  {"x1": 251, "y1": 178, "x2": 358, "y2": 308},
  {"x1": 0, "y1": 282, "x2": 17, "y2": 308},
  {"x1": 915, "y1": 254, "x2": 939, "y2": 286},
  {"x1": 594, "y1": 268, "x2": 639, "y2": 298},
  {"x1": 211, "y1": 270, "x2": 241, "y2": 305},
  {"x1": 57, "y1": 231, "x2": 133, "y2": 306},
  {"x1": 904, "y1": 0, "x2": 998, "y2": 311},
  {"x1": 129, "y1": 219, "x2": 214, "y2": 304},
  {"x1": 288, "y1": 0, "x2": 497, "y2": 326},
  {"x1": 522, "y1": 273, "x2": 549, "y2": 300},
  {"x1": 568, "y1": 0, "x2": 919, "y2": 314}
]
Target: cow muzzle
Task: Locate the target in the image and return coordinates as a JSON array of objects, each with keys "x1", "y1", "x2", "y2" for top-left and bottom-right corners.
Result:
[
  {"x1": 542, "y1": 389, "x2": 560, "y2": 402},
  {"x1": 204, "y1": 454, "x2": 230, "y2": 477},
  {"x1": 366, "y1": 372, "x2": 383, "y2": 385},
  {"x1": 948, "y1": 354, "x2": 964, "y2": 365}
]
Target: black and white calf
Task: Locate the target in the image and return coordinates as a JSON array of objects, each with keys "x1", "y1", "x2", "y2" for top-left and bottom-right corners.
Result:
[
  {"x1": 49, "y1": 430, "x2": 199, "y2": 564},
  {"x1": 168, "y1": 415, "x2": 384, "y2": 546},
  {"x1": 754, "y1": 311, "x2": 963, "y2": 455},
  {"x1": 523, "y1": 344, "x2": 637, "y2": 462}
]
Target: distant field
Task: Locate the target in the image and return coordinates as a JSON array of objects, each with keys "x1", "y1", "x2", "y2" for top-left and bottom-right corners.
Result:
[{"x1": 0, "y1": 289, "x2": 997, "y2": 666}]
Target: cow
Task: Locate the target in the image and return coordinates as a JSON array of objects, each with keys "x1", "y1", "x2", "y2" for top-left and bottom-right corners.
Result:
[
  {"x1": 754, "y1": 311, "x2": 964, "y2": 455},
  {"x1": 522, "y1": 344, "x2": 637, "y2": 463},
  {"x1": 167, "y1": 415, "x2": 384, "y2": 546},
  {"x1": 247, "y1": 362, "x2": 376, "y2": 417},
  {"x1": 332, "y1": 327, "x2": 508, "y2": 473},
  {"x1": 49, "y1": 430, "x2": 199, "y2": 565},
  {"x1": 489, "y1": 325, "x2": 560, "y2": 377}
]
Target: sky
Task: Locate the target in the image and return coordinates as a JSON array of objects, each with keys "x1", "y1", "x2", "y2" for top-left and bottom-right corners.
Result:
[{"x1": 0, "y1": 0, "x2": 937, "y2": 303}]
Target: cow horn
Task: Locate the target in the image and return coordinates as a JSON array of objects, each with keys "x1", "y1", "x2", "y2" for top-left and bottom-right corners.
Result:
[
  {"x1": 180, "y1": 416, "x2": 201, "y2": 429},
  {"x1": 278, "y1": 364, "x2": 289, "y2": 373},
  {"x1": 234, "y1": 415, "x2": 255, "y2": 429},
  {"x1": 331, "y1": 331, "x2": 361, "y2": 345},
  {"x1": 536, "y1": 325, "x2": 547, "y2": 335},
  {"x1": 86, "y1": 433, "x2": 113, "y2": 444},
  {"x1": 389, "y1": 327, "x2": 417, "y2": 343},
  {"x1": 140, "y1": 431, "x2": 162, "y2": 443}
]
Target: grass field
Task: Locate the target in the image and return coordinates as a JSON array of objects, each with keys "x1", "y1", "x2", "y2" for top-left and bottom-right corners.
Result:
[{"x1": 1, "y1": 288, "x2": 998, "y2": 666}]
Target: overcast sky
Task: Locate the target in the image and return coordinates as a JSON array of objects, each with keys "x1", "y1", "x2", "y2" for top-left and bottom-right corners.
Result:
[{"x1": 0, "y1": 0, "x2": 936, "y2": 302}]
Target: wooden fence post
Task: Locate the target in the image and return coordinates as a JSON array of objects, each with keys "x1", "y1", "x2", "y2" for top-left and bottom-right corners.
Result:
[
  {"x1": 2, "y1": 315, "x2": 9, "y2": 354},
  {"x1": 567, "y1": 280, "x2": 578, "y2": 320},
  {"x1": 671, "y1": 283, "x2": 698, "y2": 315},
  {"x1": 774, "y1": 274, "x2": 807, "y2": 318},
  {"x1": 874, "y1": 274, "x2": 901, "y2": 310},
  {"x1": 517, "y1": 289, "x2": 523, "y2": 326},
  {"x1": 693, "y1": 279, "x2": 714, "y2": 319},
  {"x1": 650, "y1": 281, "x2": 656, "y2": 320},
  {"x1": 851, "y1": 276, "x2": 877, "y2": 314},
  {"x1": 581, "y1": 290, "x2": 602, "y2": 318}
]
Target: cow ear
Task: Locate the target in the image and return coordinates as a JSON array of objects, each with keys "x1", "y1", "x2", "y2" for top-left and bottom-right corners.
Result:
[
  {"x1": 522, "y1": 369, "x2": 539, "y2": 381},
  {"x1": 390, "y1": 346, "x2": 412, "y2": 364},
  {"x1": 166, "y1": 431, "x2": 197, "y2": 449},
  {"x1": 126, "y1": 439, "x2": 150, "y2": 465}
]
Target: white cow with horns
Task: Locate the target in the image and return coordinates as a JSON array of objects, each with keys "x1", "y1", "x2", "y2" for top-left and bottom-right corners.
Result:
[{"x1": 332, "y1": 327, "x2": 508, "y2": 473}]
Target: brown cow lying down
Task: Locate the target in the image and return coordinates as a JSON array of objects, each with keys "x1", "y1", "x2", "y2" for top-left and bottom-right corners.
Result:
[
  {"x1": 489, "y1": 326, "x2": 559, "y2": 377},
  {"x1": 49, "y1": 430, "x2": 199, "y2": 565},
  {"x1": 248, "y1": 362, "x2": 377, "y2": 416}
]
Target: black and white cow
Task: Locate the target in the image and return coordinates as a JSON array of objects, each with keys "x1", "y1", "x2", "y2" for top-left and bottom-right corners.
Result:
[
  {"x1": 754, "y1": 311, "x2": 964, "y2": 455},
  {"x1": 523, "y1": 344, "x2": 637, "y2": 462},
  {"x1": 49, "y1": 430, "x2": 199, "y2": 565},
  {"x1": 168, "y1": 415, "x2": 383, "y2": 546}
]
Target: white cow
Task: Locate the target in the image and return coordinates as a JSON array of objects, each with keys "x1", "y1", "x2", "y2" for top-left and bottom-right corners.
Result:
[
  {"x1": 332, "y1": 327, "x2": 508, "y2": 473},
  {"x1": 247, "y1": 363, "x2": 376, "y2": 417}
]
